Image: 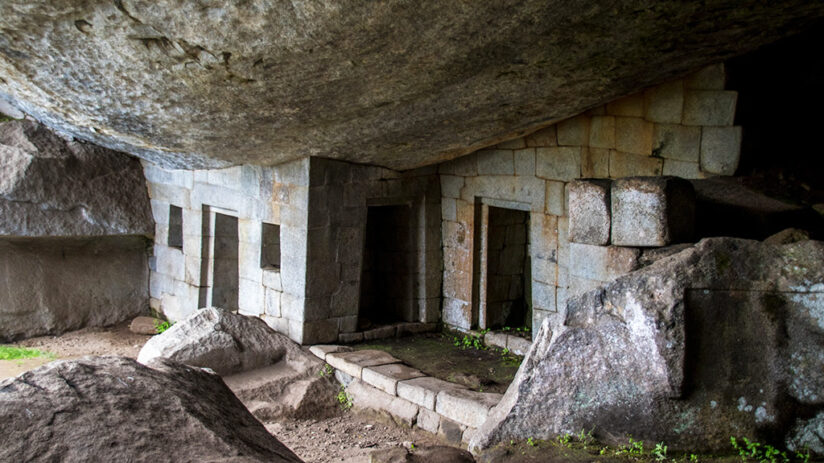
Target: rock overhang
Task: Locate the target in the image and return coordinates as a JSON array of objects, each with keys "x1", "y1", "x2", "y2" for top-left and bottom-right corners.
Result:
[{"x1": 1, "y1": 1, "x2": 823, "y2": 170}]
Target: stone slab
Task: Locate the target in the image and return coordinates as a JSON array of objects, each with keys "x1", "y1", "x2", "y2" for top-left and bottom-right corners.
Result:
[
  {"x1": 347, "y1": 380, "x2": 419, "y2": 427},
  {"x1": 568, "y1": 242, "x2": 641, "y2": 281},
  {"x1": 363, "y1": 325, "x2": 397, "y2": 341},
  {"x1": 611, "y1": 176, "x2": 695, "y2": 247},
  {"x1": 436, "y1": 388, "x2": 503, "y2": 428},
  {"x1": 362, "y1": 363, "x2": 427, "y2": 396},
  {"x1": 396, "y1": 376, "x2": 467, "y2": 411},
  {"x1": 568, "y1": 179, "x2": 612, "y2": 245},
  {"x1": 326, "y1": 350, "x2": 402, "y2": 379},
  {"x1": 506, "y1": 336, "x2": 532, "y2": 357},
  {"x1": 308, "y1": 344, "x2": 353, "y2": 361}
]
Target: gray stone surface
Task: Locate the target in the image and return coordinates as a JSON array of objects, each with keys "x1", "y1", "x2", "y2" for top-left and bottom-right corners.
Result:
[
  {"x1": 436, "y1": 389, "x2": 502, "y2": 428},
  {"x1": 309, "y1": 344, "x2": 353, "y2": 361},
  {"x1": 787, "y1": 412, "x2": 824, "y2": 456},
  {"x1": 568, "y1": 242, "x2": 641, "y2": 281},
  {"x1": 347, "y1": 380, "x2": 420, "y2": 427},
  {"x1": 700, "y1": 126, "x2": 742, "y2": 175},
  {"x1": 611, "y1": 176, "x2": 695, "y2": 247},
  {"x1": 326, "y1": 350, "x2": 402, "y2": 379},
  {"x1": 397, "y1": 376, "x2": 467, "y2": 411},
  {"x1": 472, "y1": 238, "x2": 824, "y2": 453},
  {"x1": 0, "y1": 356, "x2": 302, "y2": 463},
  {"x1": 568, "y1": 179, "x2": 612, "y2": 245},
  {"x1": 369, "y1": 445, "x2": 475, "y2": 463},
  {"x1": 362, "y1": 363, "x2": 427, "y2": 396},
  {"x1": 0, "y1": 236, "x2": 149, "y2": 341},
  {"x1": 0, "y1": 120, "x2": 153, "y2": 237},
  {"x1": 2, "y1": 1, "x2": 819, "y2": 170},
  {"x1": 138, "y1": 307, "x2": 319, "y2": 376},
  {"x1": 129, "y1": 316, "x2": 162, "y2": 335}
]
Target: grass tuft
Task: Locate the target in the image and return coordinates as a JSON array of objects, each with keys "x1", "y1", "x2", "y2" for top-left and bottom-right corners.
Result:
[{"x1": 0, "y1": 345, "x2": 54, "y2": 360}]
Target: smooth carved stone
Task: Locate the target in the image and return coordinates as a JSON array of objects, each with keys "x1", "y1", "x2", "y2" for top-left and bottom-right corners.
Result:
[
  {"x1": 362, "y1": 363, "x2": 427, "y2": 396},
  {"x1": 1, "y1": 2, "x2": 822, "y2": 170},
  {"x1": 325, "y1": 349, "x2": 402, "y2": 379},
  {"x1": 568, "y1": 179, "x2": 612, "y2": 245},
  {"x1": 611, "y1": 176, "x2": 695, "y2": 247},
  {"x1": 0, "y1": 357, "x2": 302, "y2": 463}
]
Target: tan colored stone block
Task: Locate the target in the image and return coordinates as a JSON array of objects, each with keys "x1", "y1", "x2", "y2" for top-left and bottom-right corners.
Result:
[
  {"x1": 652, "y1": 124, "x2": 701, "y2": 162},
  {"x1": 700, "y1": 126, "x2": 742, "y2": 175},
  {"x1": 685, "y1": 63, "x2": 726, "y2": 90},
  {"x1": 495, "y1": 137, "x2": 526, "y2": 149},
  {"x1": 513, "y1": 148, "x2": 536, "y2": 176},
  {"x1": 545, "y1": 180, "x2": 566, "y2": 217},
  {"x1": 589, "y1": 116, "x2": 615, "y2": 149},
  {"x1": 606, "y1": 93, "x2": 644, "y2": 117},
  {"x1": 525, "y1": 125, "x2": 557, "y2": 147},
  {"x1": 662, "y1": 159, "x2": 702, "y2": 178},
  {"x1": 644, "y1": 80, "x2": 684, "y2": 124},
  {"x1": 476, "y1": 149, "x2": 515, "y2": 175},
  {"x1": 536, "y1": 146, "x2": 582, "y2": 181},
  {"x1": 682, "y1": 91, "x2": 737, "y2": 126},
  {"x1": 609, "y1": 151, "x2": 663, "y2": 178},
  {"x1": 581, "y1": 147, "x2": 610, "y2": 178},
  {"x1": 556, "y1": 115, "x2": 590, "y2": 146},
  {"x1": 615, "y1": 117, "x2": 653, "y2": 155}
]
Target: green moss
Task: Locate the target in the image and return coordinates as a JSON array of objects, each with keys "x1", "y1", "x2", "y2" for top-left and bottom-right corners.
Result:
[{"x1": 0, "y1": 345, "x2": 54, "y2": 360}]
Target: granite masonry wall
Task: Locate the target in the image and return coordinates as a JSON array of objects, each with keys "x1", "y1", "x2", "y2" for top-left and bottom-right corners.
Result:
[{"x1": 439, "y1": 64, "x2": 742, "y2": 337}]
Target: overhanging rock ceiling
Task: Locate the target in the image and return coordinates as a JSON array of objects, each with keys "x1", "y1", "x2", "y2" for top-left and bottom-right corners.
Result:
[{"x1": 1, "y1": 1, "x2": 823, "y2": 170}]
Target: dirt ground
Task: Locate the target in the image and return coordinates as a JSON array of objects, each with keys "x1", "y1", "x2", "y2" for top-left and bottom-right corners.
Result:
[{"x1": 0, "y1": 324, "x2": 455, "y2": 463}]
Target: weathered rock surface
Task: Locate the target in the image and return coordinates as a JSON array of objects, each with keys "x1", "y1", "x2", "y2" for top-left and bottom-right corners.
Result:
[
  {"x1": 0, "y1": 236, "x2": 149, "y2": 341},
  {"x1": 0, "y1": 120, "x2": 152, "y2": 237},
  {"x1": 0, "y1": 356, "x2": 302, "y2": 462},
  {"x1": 787, "y1": 412, "x2": 824, "y2": 456},
  {"x1": 369, "y1": 445, "x2": 475, "y2": 463},
  {"x1": 1, "y1": 2, "x2": 823, "y2": 170},
  {"x1": 138, "y1": 307, "x2": 338, "y2": 420},
  {"x1": 472, "y1": 238, "x2": 824, "y2": 454}
]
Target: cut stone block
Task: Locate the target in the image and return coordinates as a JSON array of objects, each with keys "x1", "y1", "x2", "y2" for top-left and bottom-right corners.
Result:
[
  {"x1": 347, "y1": 380, "x2": 419, "y2": 427},
  {"x1": 536, "y1": 146, "x2": 582, "y2": 181},
  {"x1": 525, "y1": 126, "x2": 557, "y2": 147},
  {"x1": 435, "y1": 388, "x2": 502, "y2": 428},
  {"x1": 308, "y1": 344, "x2": 353, "y2": 361},
  {"x1": 567, "y1": 274, "x2": 605, "y2": 299},
  {"x1": 363, "y1": 325, "x2": 397, "y2": 341},
  {"x1": 325, "y1": 350, "x2": 401, "y2": 379},
  {"x1": 611, "y1": 177, "x2": 696, "y2": 247},
  {"x1": 568, "y1": 242, "x2": 641, "y2": 281},
  {"x1": 338, "y1": 332, "x2": 364, "y2": 343},
  {"x1": 568, "y1": 179, "x2": 612, "y2": 245},
  {"x1": 663, "y1": 159, "x2": 702, "y2": 179},
  {"x1": 644, "y1": 80, "x2": 684, "y2": 124},
  {"x1": 397, "y1": 376, "x2": 466, "y2": 411},
  {"x1": 545, "y1": 180, "x2": 566, "y2": 217},
  {"x1": 582, "y1": 147, "x2": 610, "y2": 178},
  {"x1": 556, "y1": 115, "x2": 590, "y2": 146},
  {"x1": 685, "y1": 63, "x2": 726, "y2": 90},
  {"x1": 682, "y1": 90, "x2": 737, "y2": 126},
  {"x1": 615, "y1": 117, "x2": 653, "y2": 155},
  {"x1": 438, "y1": 418, "x2": 465, "y2": 444},
  {"x1": 484, "y1": 331, "x2": 508, "y2": 350},
  {"x1": 606, "y1": 93, "x2": 644, "y2": 117},
  {"x1": 652, "y1": 124, "x2": 701, "y2": 162},
  {"x1": 362, "y1": 363, "x2": 426, "y2": 396},
  {"x1": 700, "y1": 126, "x2": 742, "y2": 175},
  {"x1": 417, "y1": 407, "x2": 441, "y2": 434},
  {"x1": 589, "y1": 116, "x2": 616, "y2": 149},
  {"x1": 506, "y1": 336, "x2": 532, "y2": 356},
  {"x1": 609, "y1": 151, "x2": 663, "y2": 178}
]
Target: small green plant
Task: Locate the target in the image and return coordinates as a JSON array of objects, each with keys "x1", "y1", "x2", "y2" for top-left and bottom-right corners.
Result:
[
  {"x1": 616, "y1": 437, "x2": 645, "y2": 456},
  {"x1": 652, "y1": 442, "x2": 668, "y2": 461},
  {"x1": 600, "y1": 447, "x2": 609, "y2": 455},
  {"x1": 690, "y1": 454, "x2": 699, "y2": 462},
  {"x1": 337, "y1": 385, "x2": 353, "y2": 411},
  {"x1": 452, "y1": 329, "x2": 488, "y2": 351},
  {"x1": 318, "y1": 364, "x2": 333, "y2": 377},
  {"x1": 527, "y1": 436, "x2": 537, "y2": 447},
  {"x1": 0, "y1": 345, "x2": 53, "y2": 360},
  {"x1": 409, "y1": 443, "x2": 416, "y2": 452},
  {"x1": 556, "y1": 433, "x2": 572, "y2": 448},
  {"x1": 730, "y1": 436, "x2": 793, "y2": 463},
  {"x1": 154, "y1": 319, "x2": 173, "y2": 334},
  {"x1": 577, "y1": 428, "x2": 595, "y2": 447},
  {"x1": 795, "y1": 450, "x2": 810, "y2": 463}
]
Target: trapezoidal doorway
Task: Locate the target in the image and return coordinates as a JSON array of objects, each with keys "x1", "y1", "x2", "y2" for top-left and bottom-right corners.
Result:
[
  {"x1": 198, "y1": 207, "x2": 239, "y2": 312},
  {"x1": 474, "y1": 204, "x2": 531, "y2": 330},
  {"x1": 358, "y1": 204, "x2": 416, "y2": 329}
]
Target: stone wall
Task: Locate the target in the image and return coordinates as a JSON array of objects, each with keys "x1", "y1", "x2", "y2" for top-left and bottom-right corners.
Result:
[
  {"x1": 144, "y1": 159, "x2": 310, "y2": 342},
  {"x1": 304, "y1": 158, "x2": 442, "y2": 344},
  {"x1": 439, "y1": 64, "x2": 743, "y2": 336}
]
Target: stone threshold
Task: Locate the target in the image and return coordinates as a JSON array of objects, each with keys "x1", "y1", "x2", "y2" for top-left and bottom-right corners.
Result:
[
  {"x1": 480, "y1": 330, "x2": 532, "y2": 356},
  {"x1": 309, "y1": 345, "x2": 503, "y2": 445},
  {"x1": 337, "y1": 322, "x2": 438, "y2": 343}
]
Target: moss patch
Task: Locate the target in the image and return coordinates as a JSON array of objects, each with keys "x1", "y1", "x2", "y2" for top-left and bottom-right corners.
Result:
[
  {"x1": 0, "y1": 345, "x2": 54, "y2": 360},
  {"x1": 353, "y1": 332, "x2": 521, "y2": 393}
]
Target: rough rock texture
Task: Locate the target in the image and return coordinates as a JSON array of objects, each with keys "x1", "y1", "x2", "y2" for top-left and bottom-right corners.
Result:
[
  {"x1": 611, "y1": 176, "x2": 695, "y2": 247},
  {"x1": 1, "y1": 2, "x2": 823, "y2": 170},
  {"x1": 472, "y1": 238, "x2": 824, "y2": 454},
  {"x1": 787, "y1": 412, "x2": 824, "y2": 455},
  {"x1": 568, "y1": 179, "x2": 612, "y2": 245},
  {"x1": 138, "y1": 307, "x2": 338, "y2": 420},
  {"x1": 0, "y1": 356, "x2": 302, "y2": 463},
  {"x1": 0, "y1": 236, "x2": 150, "y2": 341},
  {"x1": 369, "y1": 445, "x2": 475, "y2": 463},
  {"x1": 0, "y1": 120, "x2": 152, "y2": 236}
]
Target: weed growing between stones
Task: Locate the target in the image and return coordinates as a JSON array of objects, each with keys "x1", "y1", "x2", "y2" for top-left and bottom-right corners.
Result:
[
  {"x1": 0, "y1": 345, "x2": 54, "y2": 360},
  {"x1": 730, "y1": 437, "x2": 810, "y2": 463},
  {"x1": 153, "y1": 319, "x2": 173, "y2": 334},
  {"x1": 337, "y1": 385, "x2": 353, "y2": 411},
  {"x1": 453, "y1": 329, "x2": 488, "y2": 350},
  {"x1": 317, "y1": 363, "x2": 333, "y2": 377}
]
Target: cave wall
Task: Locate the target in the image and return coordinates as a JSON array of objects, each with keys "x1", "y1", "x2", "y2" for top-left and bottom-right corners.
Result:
[{"x1": 440, "y1": 64, "x2": 743, "y2": 336}]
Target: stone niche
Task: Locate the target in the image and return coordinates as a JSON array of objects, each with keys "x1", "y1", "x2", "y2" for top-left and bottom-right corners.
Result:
[{"x1": 0, "y1": 120, "x2": 153, "y2": 341}]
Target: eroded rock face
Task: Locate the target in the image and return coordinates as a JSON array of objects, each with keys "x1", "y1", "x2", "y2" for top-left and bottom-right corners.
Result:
[
  {"x1": 1, "y1": 2, "x2": 823, "y2": 170},
  {"x1": 0, "y1": 120, "x2": 152, "y2": 237},
  {"x1": 472, "y1": 238, "x2": 824, "y2": 454},
  {"x1": 0, "y1": 356, "x2": 303, "y2": 462},
  {"x1": 138, "y1": 307, "x2": 338, "y2": 420}
]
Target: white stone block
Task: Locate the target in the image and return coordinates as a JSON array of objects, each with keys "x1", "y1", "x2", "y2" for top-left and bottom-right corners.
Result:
[
  {"x1": 441, "y1": 197, "x2": 457, "y2": 221},
  {"x1": 362, "y1": 364, "x2": 426, "y2": 396},
  {"x1": 262, "y1": 268, "x2": 282, "y2": 291},
  {"x1": 440, "y1": 175, "x2": 465, "y2": 198},
  {"x1": 536, "y1": 147, "x2": 581, "y2": 181},
  {"x1": 611, "y1": 176, "x2": 695, "y2": 246},
  {"x1": 531, "y1": 280, "x2": 556, "y2": 312},
  {"x1": 567, "y1": 179, "x2": 611, "y2": 245},
  {"x1": 435, "y1": 389, "x2": 501, "y2": 428},
  {"x1": 397, "y1": 376, "x2": 465, "y2": 410},
  {"x1": 700, "y1": 126, "x2": 742, "y2": 175},
  {"x1": 150, "y1": 200, "x2": 170, "y2": 225},
  {"x1": 147, "y1": 182, "x2": 190, "y2": 208},
  {"x1": 264, "y1": 287, "x2": 281, "y2": 317},
  {"x1": 417, "y1": 408, "x2": 440, "y2": 433},
  {"x1": 326, "y1": 350, "x2": 402, "y2": 379},
  {"x1": 154, "y1": 244, "x2": 184, "y2": 279},
  {"x1": 682, "y1": 90, "x2": 737, "y2": 126},
  {"x1": 513, "y1": 148, "x2": 536, "y2": 176},
  {"x1": 238, "y1": 277, "x2": 264, "y2": 314}
]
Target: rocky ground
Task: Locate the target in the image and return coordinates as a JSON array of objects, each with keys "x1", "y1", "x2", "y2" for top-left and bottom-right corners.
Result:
[{"x1": 0, "y1": 323, "x2": 450, "y2": 463}]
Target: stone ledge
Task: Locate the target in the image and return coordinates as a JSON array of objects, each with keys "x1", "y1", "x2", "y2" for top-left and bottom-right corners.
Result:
[
  {"x1": 325, "y1": 350, "x2": 401, "y2": 379},
  {"x1": 337, "y1": 322, "x2": 438, "y2": 344}
]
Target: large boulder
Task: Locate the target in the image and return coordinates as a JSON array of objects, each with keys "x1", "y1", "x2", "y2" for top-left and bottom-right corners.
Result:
[
  {"x1": 138, "y1": 307, "x2": 338, "y2": 420},
  {"x1": 1, "y1": 2, "x2": 822, "y2": 170},
  {"x1": 0, "y1": 356, "x2": 303, "y2": 462},
  {"x1": 471, "y1": 238, "x2": 824, "y2": 454},
  {"x1": 0, "y1": 119, "x2": 152, "y2": 237}
]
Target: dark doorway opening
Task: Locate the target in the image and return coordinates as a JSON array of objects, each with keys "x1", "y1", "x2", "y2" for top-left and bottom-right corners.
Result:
[
  {"x1": 211, "y1": 213, "x2": 239, "y2": 312},
  {"x1": 359, "y1": 205, "x2": 416, "y2": 328},
  {"x1": 485, "y1": 206, "x2": 530, "y2": 329}
]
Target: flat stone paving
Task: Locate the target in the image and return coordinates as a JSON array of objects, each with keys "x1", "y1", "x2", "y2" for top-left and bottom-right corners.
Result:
[{"x1": 310, "y1": 346, "x2": 504, "y2": 444}]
